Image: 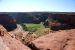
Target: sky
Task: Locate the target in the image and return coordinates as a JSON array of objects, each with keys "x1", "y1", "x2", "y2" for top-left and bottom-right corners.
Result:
[{"x1": 0, "y1": 0, "x2": 75, "y2": 12}]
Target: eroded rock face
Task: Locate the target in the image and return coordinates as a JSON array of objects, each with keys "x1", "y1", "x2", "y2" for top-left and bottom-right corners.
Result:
[
  {"x1": 30, "y1": 31, "x2": 69, "y2": 50},
  {"x1": 0, "y1": 37, "x2": 10, "y2": 50},
  {"x1": 0, "y1": 25, "x2": 31, "y2": 50},
  {"x1": 30, "y1": 29, "x2": 75, "y2": 50},
  {"x1": 0, "y1": 14, "x2": 17, "y2": 31},
  {"x1": 2, "y1": 32, "x2": 31, "y2": 50},
  {"x1": 44, "y1": 14, "x2": 75, "y2": 30},
  {"x1": 48, "y1": 14, "x2": 75, "y2": 25}
]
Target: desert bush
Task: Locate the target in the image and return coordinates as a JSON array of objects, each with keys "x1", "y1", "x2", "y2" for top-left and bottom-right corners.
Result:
[
  {"x1": 20, "y1": 23, "x2": 28, "y2": 31},
  {"x1": 34, "y1": 28, "x2": 50, "y2": 37},
  {"x1": 22, "y1": 32, "x2": 37, "y2": 45}
]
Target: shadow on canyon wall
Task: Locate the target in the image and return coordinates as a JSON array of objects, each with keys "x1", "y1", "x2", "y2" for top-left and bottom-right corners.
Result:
[{"x1": 0, "y1": 14, "x2": 17, "y2": 31}]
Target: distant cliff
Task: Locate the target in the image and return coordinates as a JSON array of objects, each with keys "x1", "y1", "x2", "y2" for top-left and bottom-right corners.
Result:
[
  {"x1": 44, "y1": 14, "x2": 75, "y2": 30},
  {"x1": 0, "y1": 12, "x2": 75, "y2": 30},
  {"x1": 15, "y1": 13, "x2": 48, "y2": 23},
  {"x1": 0, "y1": 14, "x2": 17, "y2": 31}
]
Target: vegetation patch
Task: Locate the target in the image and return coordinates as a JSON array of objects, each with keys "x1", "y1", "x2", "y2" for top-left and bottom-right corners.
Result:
[
  {"x1": 34, "y1": 28, "x2": 50, "y2": 37},
  {"x1": 21, "y1": 23, "x2": 44, "y2": 32}
]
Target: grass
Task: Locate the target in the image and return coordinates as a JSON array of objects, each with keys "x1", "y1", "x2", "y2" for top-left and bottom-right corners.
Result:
[
  {"x1": 23, "y1": 23, "x2": 50, "y2": 37},
  {"x1": 21, "y1": 23, "x2": 45, "y2": 32}
]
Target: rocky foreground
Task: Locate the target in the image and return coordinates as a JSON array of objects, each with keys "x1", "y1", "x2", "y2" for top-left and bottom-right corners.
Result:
[
  {"x1": 0, "y1": 24, "x2": 75, "y2": 50},
  {"x1": 0, "y1": 25, "x2": 31, "y2": 50},
  {"x1": 29, "y1": 29, "x2": 75, "y2": 50}
]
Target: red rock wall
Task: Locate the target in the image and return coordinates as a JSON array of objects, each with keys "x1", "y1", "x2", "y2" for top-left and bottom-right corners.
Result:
[
  {"x1": 0, "y1": 14, "x2": 17, "y2": 31},
  {"x1": 49, "y1": 14, "x2": 75, "y2": 25}
]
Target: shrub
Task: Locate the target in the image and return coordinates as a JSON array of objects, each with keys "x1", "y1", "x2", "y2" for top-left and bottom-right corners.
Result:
[
  {"x1": 34, "y1": 28, "x2": 50, "y2": 37},
  {"x1": 20, "y1": 23, "x2": 28, "y2": 31}
]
